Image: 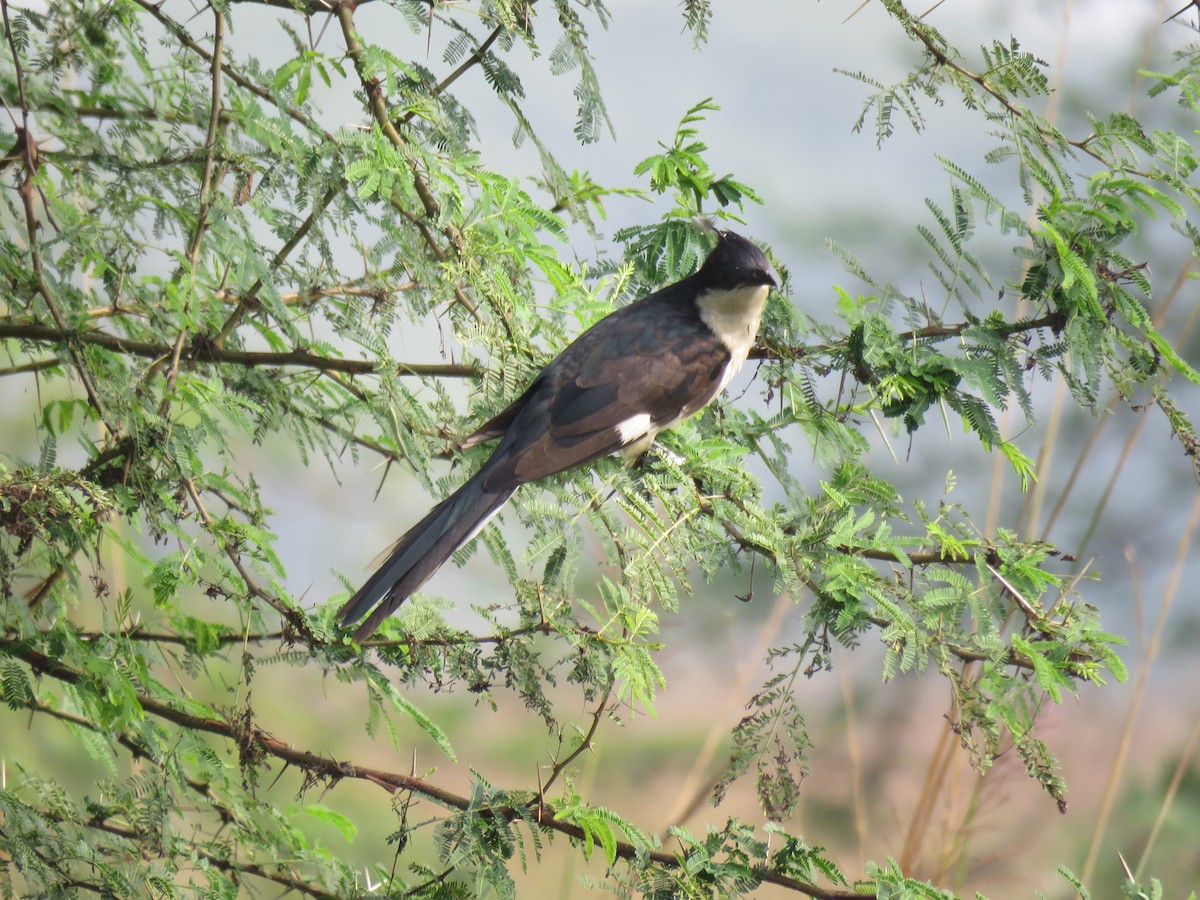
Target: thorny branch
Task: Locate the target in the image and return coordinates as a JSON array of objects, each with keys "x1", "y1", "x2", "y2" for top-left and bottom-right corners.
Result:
[
  {"x1": 1, "y1": 0, "x2": 111, "y2": 428},
  {"x1": 3, "y1": 640, "x2": 866, "y2": 899},
  {"x1": 333, "y1": 0, "x2": 492, "y2": 324},
  {"x1": 537, "y1": 690, "x2": 611, "y2": 803},
  {"x1": 0, "y1": 321, "x2": 479, "y2": 379},
  {"x1": 1, "y1": 309, "x2": 1064, "y2": 385},
  {"x1": 14, "y1": 701, "x2": 342, "y2": 900}
]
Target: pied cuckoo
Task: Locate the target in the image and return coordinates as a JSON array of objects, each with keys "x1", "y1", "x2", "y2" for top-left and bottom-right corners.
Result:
[{"x1": 339, "y1": 230, "x2": 777, "y2": 640}]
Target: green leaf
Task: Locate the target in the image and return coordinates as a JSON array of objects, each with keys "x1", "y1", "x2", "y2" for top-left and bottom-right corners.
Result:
[
  {"x1": 999, "y1": 440, "x2": 1037, "y2": 491},
  {"x1": 376, "y1": 678, "x2": 457, "y2": 761},
  {"x1": 305, "y1": 804, "x2": 359, "y2": 842}
]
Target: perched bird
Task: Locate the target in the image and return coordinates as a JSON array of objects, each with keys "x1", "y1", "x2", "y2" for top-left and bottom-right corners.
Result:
[{"x1": 339, "y1": 230, "x2": 777, "y2": 640}]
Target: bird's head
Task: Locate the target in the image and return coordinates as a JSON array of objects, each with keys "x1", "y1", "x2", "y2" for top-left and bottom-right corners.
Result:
[{"x1": 698, "y1": 230, "x2": 777, "y2": 292}]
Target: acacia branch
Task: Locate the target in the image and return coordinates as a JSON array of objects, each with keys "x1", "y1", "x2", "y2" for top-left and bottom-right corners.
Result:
[
  {"x1": 182, "y1": 477, "x2": 316, "y2": 642},
  {"x1": 213, "y1": 178, "x2": 344, "y2": 345},
  {"x1": 692, "y1": 479, "x2": 1093, "y2": 674},
  {"x1": 0, "y1": 321, "x2": 479, "y2": 378},
  {"x1": 4, "y1": 641, "x2": 864, "y2": 899},
  {"x1": 896, "y1": 310, "x2": 1067, "y2": 342},
  {"x1": 79, "y1": 280, "x2": 418, "y2": 322},
  {"x1": 132, "y1": 0, "x2": 485, "y2": 340},
  {"x1": 213, "y1": 280, "x2": 419, "y2": 308},
  {"x1": 0, "y1": 356, "x2": 58, "y2": 376},
  {"x1": 537, "y1": 690, "x2": 611, "y2": 803},
  {"x1": 14, "y1": 698, "x2": 340, "y2": 898},
  {"x1": 899, "y1": 8, "x2": 1152, "y2": 176},
  {"x1": 26, "y1": 804, "x2": 341, "y2": 900},
  {"x1": 184, "y1": 4, "x2": 226, "y2": 270},
  {"x1": 130, "y1": 0, "x2": 336, "y2": 145},
  {"x1": 334, "y1": 0, "x2": 489, "y2": 324},
  {"x1": 334, "y1": 1, "x2": 447, "y2": 231},
  {"x1": 0, "y1": 831, "x2": 107, "y2": 896},
  {"x1": 747, "y1": 310, "x2": 1067, "y2": 363},
  {"x1": 73, "y1": 621, "x2": 560, "y2": 649},
  {"x1": 4, "y1": 297, "x2": 1059, "y2": 398},
  {"x1": 121, "y1": 0, "x2": 348, "y2": 348},
  {"x1": 2, "y1": 0, "x2": 111, "y2": 429},
  {"x1": 395, "y1": 17, "x2": 510, "y2": 128}
]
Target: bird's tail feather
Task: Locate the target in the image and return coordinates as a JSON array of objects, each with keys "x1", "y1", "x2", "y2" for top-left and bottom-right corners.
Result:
[{"x1": 339, "y1": 470, "x2": 515, "y2": 641}]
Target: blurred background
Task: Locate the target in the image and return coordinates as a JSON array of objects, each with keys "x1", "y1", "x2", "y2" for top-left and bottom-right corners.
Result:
[{"x1": 4, "y1": 0, "x2": 1200, "y2": 895}]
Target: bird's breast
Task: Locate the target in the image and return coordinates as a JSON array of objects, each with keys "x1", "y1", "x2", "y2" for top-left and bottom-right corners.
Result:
[{"x1": 695, "y1": 284, "x2": 769, "y2": 393}]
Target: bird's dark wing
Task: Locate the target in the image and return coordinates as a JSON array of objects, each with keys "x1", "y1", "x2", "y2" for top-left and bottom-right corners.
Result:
[{"x1": 480, "y1": 297, "x2": 731, "y2": 489}]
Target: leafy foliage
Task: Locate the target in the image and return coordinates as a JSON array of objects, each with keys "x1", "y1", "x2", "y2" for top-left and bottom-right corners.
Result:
[{"x1": 0, "y1": 0, "x2": 1194, "y2": 897}]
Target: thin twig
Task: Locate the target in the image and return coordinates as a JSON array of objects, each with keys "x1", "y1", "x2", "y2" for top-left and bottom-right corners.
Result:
[
  {"x1": 538, "y1": 690, "x2": 611, "y2": 802},
  {"x1": 185, "y1": 5, "x2": 226, "y2": 269},
  {"x1": 1133, "y1": 714, "x2": 1200, "y2": 881},
  {"x1": 0, "y1": 356, "x2": 58, "y2": 376},
  {"x1": 182, "y1": 477, "x2": 315, "y2": 640}
]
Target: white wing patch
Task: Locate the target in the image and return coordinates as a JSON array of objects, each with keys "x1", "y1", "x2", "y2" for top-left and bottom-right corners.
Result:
[{"x1": 615, "y1": 412, "x2": 653, "y2": 446}]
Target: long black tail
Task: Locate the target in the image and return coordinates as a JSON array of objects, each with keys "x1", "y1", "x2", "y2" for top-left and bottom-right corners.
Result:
[{"x1": 338, "y1": 469, "x2": 515, "y2": 641}]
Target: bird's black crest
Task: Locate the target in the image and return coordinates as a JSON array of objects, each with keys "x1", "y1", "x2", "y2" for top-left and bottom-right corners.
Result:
[{"x1": 698, "y1": 231, "x2": 777, "y2": 291}]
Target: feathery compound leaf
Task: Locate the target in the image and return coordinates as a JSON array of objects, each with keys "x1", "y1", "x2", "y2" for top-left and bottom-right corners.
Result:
[{"x1": 371, "y1": 675, "x2": 457, "y2": 760}]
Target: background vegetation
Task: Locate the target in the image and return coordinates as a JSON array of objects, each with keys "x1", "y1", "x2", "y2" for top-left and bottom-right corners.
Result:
[{"x1": 1, "y1": 0, "x2": 1198, "y2": 897}]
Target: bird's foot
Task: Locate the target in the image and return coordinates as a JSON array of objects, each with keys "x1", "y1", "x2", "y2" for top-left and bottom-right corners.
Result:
[{"x1": 636, "y1": 443, "x2": 684, "y2": 467}]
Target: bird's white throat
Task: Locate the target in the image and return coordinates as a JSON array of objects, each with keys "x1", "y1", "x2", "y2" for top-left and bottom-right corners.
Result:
[{"x1": 696, "y1": 284, "x2": 770, "y2": 390}]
